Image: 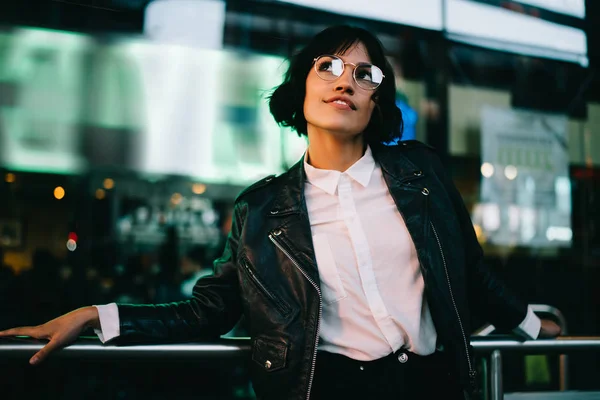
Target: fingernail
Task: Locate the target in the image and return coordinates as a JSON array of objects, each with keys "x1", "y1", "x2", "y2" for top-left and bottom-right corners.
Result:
[{"x1": 30, "y1": 357, "x2": 38, "y2": 365}]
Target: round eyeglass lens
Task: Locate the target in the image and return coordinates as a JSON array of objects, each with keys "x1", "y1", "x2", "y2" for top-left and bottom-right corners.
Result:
[
  {"x1": 354, "y1": 64, "x2": 384, "y2": 90},
  {"x1": 315, "y1": 56, "x2": 344, "y2": 80}
]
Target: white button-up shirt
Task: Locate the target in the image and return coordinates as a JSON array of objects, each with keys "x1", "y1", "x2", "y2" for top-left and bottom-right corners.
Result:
[{"x1": 304, "y1": 146, "x2": 437, "y2": 360}]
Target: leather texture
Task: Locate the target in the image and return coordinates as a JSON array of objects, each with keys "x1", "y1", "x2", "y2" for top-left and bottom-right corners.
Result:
[{"x1": 113, "y1": 141, "x2": 528, "y2": 400}]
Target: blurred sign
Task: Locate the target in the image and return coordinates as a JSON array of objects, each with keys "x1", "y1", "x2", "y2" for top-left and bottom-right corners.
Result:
[
  {"x1": 115, "y1": 40, "x2": 304, "y2": 184},
  {"x1": 0, "y1": 26, "x2": 307, "y2": 183},
  {"x1": 476, "y1": 106, "x2": 571, "y2": 248},
  {"x1": 277, "y1": 0, "x2": 443, "y2": 30},
  {"x1": 0, "y1": 28, "x2": 89, "y2": 174},
  {"x1": 446, "y1": 0, "x2": 587, "y2": 66},
  {"x1": 144, "y1": 0, "x2": 226, "y2": 49},
  {"x1": 514, "y1": 0, "x2": 585, "y2": 18}
]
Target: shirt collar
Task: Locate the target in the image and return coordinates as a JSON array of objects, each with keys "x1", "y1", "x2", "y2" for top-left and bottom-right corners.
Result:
[{"x1": 303, "y1": 146, "x2": 376, "y2": 195}]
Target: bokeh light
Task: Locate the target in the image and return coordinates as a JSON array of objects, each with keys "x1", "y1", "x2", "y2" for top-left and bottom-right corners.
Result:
[
  {"x1": 54, "y1": 186, "x2": 66, "y2": 200},
  {"x1": 5, "y1": 173, "x2": 16, "y2": 183},
  {"x1": 103, "y1": 178, "x2": 115, "y2": 190},
  {"x1": 192, "y1": 183, "x2": 207, "y2": 195}
]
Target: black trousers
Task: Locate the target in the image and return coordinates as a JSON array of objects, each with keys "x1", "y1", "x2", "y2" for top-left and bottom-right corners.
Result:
[{"x1": 310, "y1": 350, "x2": 465, "y2": 400}]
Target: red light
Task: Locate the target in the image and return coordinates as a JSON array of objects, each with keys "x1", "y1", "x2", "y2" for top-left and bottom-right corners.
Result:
[{"x1": 68, "y1": 232, "x2": 78, "y2": 242}]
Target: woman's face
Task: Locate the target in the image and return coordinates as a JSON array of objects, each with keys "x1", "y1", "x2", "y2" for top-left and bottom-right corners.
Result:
[{"x1": 303, "y1": 42, "x2": 377, "y2": 139}]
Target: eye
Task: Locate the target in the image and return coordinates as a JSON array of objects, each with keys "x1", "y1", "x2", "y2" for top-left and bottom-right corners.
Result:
[
  {"x1": 318, "y1": 60, "x2": 333, "y2": 72},
  {"x1": 356, "y1": 68, "x2": 373, "y2": 82}
]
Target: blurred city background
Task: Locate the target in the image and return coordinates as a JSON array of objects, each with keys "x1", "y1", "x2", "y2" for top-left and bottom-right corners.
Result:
[{"x1": 0, "y1": 0, "x2": 599, "y2": 399}]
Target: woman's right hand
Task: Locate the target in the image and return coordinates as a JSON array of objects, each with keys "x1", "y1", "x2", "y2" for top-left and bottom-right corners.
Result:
[{"x1": 0, "y1": 306, "x2": 100, "y2": 365}]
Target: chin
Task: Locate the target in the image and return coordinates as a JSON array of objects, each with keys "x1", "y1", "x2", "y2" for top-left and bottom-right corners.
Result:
[
  {"x1": 333, "y1": 127, "x2": 363, "y2": 137},
  {"x1": 318, "y1": 125, "x2": 360, "y2": 136},
  {"x1": 315, "y1": 119, "x2": 364, "y2": 135}
]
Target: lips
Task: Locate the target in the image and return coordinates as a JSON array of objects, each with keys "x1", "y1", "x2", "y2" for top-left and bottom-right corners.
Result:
[{"x1": 324, "y1": 96, "x2": 356, "y2": 110}]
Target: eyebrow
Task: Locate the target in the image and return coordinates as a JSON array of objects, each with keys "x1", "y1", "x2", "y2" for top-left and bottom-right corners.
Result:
[{"x1": 332, "y1": 54, "x2": 373, "y2": 64}]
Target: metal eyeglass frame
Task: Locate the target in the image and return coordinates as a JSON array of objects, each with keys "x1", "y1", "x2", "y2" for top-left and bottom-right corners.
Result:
[{"x1": 312, "y1": 54, "x2": 385, "y2": 90}]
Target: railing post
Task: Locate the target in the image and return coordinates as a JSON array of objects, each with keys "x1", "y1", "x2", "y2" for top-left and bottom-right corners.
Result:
[
  {"x1": 490, "y1": 350, "x2": 503, "y2": 400},
  {"x1": 531, "y1": 304, "x2": 569, "y2": 390},
  {"x1": 481, "y1": 357, "x2": 489, "y2": 400},
  {"x1": 559, "y1": 353, "x2": 568, "y2": 390}
]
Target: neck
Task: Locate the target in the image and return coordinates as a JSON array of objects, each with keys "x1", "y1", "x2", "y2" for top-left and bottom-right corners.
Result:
[{"x1": 306, "y1": 130, "x2": 366, "y2": 172}]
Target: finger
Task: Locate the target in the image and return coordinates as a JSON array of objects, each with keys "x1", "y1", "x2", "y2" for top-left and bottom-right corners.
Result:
[
  {"x1": 0, "y1": 326, "x2": 37, "y2": 337},
  {"x1": 30, "y1": 339, "x2": 62, "y2": 365}
]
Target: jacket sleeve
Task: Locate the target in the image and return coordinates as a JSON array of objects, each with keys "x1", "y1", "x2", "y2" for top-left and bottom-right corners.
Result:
[
  {"x1": 111, "y1": 204, "x2": 245, "y2": 345},
  {"x1": 430, "y1": 152, "x2": 528, "y2": 331}
]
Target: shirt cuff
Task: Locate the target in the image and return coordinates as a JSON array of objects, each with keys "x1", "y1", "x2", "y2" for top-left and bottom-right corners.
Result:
[
  {"x1": 513, "y1": 305, "x2": 541, "y2": 340},
  {"x1": 93, "y1": 303, "x2": 121, "y2": 343}
]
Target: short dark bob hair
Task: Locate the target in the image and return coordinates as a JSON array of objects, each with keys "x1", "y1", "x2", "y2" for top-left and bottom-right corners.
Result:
[{"x1": 269, "y1": 25, "x2": 403, "y2": 145}]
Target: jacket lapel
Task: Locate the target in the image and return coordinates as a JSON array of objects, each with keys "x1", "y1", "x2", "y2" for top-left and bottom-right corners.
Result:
[{"x1": 267, "y1": 157, "x2": 321, "y2": 285}]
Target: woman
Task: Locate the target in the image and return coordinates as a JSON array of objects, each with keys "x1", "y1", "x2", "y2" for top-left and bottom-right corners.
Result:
[{"x1": 0, "y1": 26, "x2": 560, "y2": 400}]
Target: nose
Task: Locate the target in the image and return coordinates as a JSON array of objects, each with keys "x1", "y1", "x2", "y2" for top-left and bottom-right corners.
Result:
[{"x1": 334, "y1": 67, "x2": 355, "y2": 95}]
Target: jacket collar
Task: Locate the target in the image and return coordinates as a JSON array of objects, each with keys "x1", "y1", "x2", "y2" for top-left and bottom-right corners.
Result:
[
  {"x1": 370, "y1": 143, "x2": 424, "y2": 184},
  {"x1": 304, "y1": 146, "x2": 376, "y2": 195},
  {"x1": 269, "y1": 156, "x2": 306, "y2": 216}
]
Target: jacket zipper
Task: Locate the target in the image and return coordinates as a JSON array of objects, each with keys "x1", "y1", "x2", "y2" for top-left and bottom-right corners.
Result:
[
  {"x1": 242, "y1": 260, "x2": 291, "y2": 317},
  {"x1": 430, "y1": 221, "x2": 476, "y2": 387},
  {"x1": 269, "y1": 233, "x2": 322, "y2": 400}
]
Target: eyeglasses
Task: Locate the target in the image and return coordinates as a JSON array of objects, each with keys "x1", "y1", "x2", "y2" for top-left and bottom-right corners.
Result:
[{"x1": 313, "y1": 55, "x2": 385, "y2": 90}]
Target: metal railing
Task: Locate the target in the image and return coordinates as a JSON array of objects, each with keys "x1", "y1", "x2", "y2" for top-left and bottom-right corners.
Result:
[
  {"x1": 0, "y1": 336, "x2": 252, "y2": 359},
  {"x1": 2, "y1": 335, "x2": 600, "y2": 399},
  {"x1": 471, "y1": 336, "x2": 600, "y2": 400}
]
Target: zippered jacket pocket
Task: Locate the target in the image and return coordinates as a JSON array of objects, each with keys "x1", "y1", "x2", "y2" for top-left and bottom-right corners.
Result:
[{"x1": 241, "y1": 259, "x2": 292, "y2": 318}]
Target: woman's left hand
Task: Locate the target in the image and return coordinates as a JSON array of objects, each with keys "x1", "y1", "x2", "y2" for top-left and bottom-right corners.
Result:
[{"x1": 539, "y1": 319, "x2": 562, "y2": 338}]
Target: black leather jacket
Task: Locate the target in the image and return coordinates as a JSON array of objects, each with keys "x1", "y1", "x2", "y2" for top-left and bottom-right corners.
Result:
[{"x1": 113, "y1": 141, "x2": 528, "y2": 400}]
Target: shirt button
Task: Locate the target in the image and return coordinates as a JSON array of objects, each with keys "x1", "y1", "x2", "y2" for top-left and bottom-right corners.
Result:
[
  {"x1": 359, "y1": 365, "x2": 365, "y2": 371},
  {"x1": 397, "y1": 352, "x2": 409, "y2": 363},
  {"x1": 265, "y1": 360, "x2": 272, "y2": 369}
]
